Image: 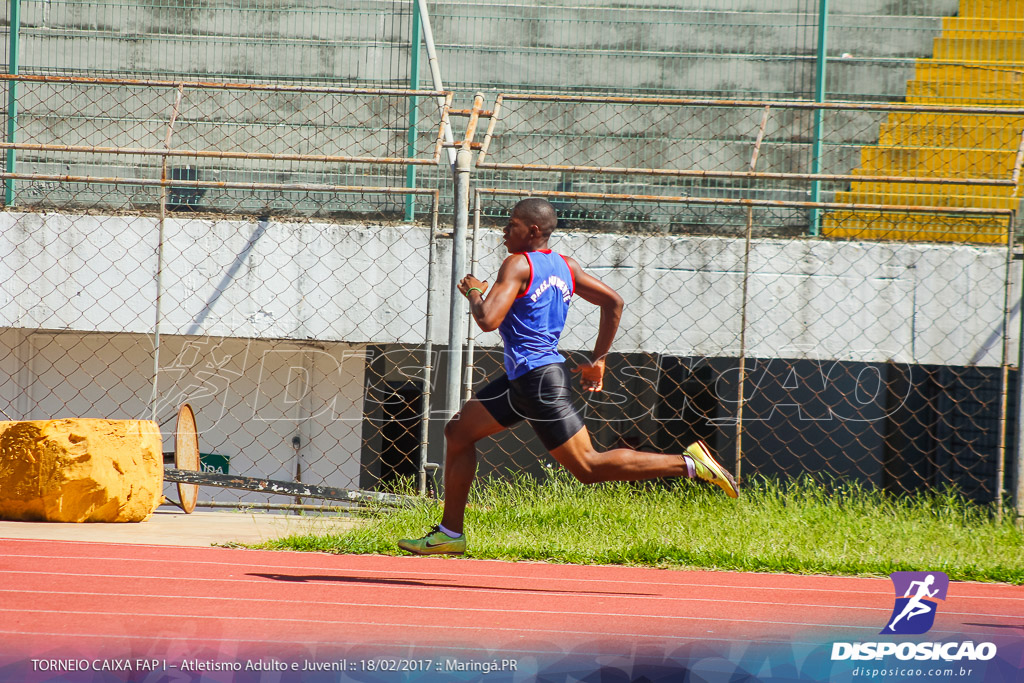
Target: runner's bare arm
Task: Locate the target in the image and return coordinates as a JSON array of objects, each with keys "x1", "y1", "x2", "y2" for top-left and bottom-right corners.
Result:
[
  {"x1": 564, "y1": 256, "x2": 624, "y2": 391},
  {"x1": 458, "y1": 254, "x2": 531, "y2": 332}
]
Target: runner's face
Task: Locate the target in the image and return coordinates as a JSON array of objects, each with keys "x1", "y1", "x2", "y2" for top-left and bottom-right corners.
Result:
[{"x1": 503, "y1": 211, "x2": 533, "y2": 253}]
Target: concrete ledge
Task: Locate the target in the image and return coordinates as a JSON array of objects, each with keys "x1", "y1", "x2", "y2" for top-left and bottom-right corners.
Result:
[{"x1": 0, "y1": 506, "x2": 361, "y2": 547}]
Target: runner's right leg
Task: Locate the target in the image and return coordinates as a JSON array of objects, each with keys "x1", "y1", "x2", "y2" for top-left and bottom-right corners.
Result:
[
  {"x1": 398, "y1": 398, "x2": 506, "y2": 555},
  {"x1": 439, "y1": 397, "x2": 507, "y2": 534}
]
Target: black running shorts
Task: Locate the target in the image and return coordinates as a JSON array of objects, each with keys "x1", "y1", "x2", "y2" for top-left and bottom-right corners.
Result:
[{"x1": 476, "y1": 362, "x2": 586, "y2": 451}]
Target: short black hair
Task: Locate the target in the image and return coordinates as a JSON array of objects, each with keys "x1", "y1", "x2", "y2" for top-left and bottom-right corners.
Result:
[{"x1": 513, "y1": 197, "x2": 558, "y2": 238}]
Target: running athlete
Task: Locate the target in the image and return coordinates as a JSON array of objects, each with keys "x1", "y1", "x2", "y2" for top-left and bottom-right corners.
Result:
[
  {"x1": 399, "y1": 198, "x2": 738, "y2": 555},
  {"x1": 888, "y1": 574, "x2": 939, "y2": 631}
]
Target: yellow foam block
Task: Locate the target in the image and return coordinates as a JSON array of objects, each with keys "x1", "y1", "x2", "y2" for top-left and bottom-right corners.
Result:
[{"x1": 0, "y1": 419, "x2": 164, "y2": 523}]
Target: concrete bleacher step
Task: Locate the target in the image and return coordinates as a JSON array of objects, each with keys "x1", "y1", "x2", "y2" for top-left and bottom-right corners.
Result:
[
  {"x1": 821, "y1": 211, "x2": 1009, "y2": 244},
  {"x1": 13, "y1": 1, "x2": 406, "y2": 43},
  {"x1": 11, "y1": 3, "x2": 946, "y2": 60},
  {"x1": 857, "y1": 147, "x2": 1020, "y2": 177},
  {"x1": 941, "y1": 17, "x2": 1024, "y2": 37},
  {"x1": 957, "y1": 0, "x2": 1024, "y2": 19},
  {"x1": 15, "y1": 34, "x2": 412, "y2": 83},
  {"x1": 459, "y1": 0, "x2": 958, "y2": 11},
  {"x1": 878, "y1": 114, "x2": 1024, "y2": 148},
  {"x1": 836, "y1": 186, "x2": 1019, "y2": 210},
  {"x1": 934, "y1": 38, "x2": 1024, "y2": 61},
  {"x1": 907, "y1": 66, "x2": 1024, "y2": 104},
  {"x1": 5, "y1": 0, "x2": 952, "y2": 94},
  {"x1": 905, "y1": 80, "x2": 1024, "y2": 106},
  {"x1": 913, "y1": 63, "x2": 1024, "y2": 83},
  {"x1": 840, "y1": 179, "x2": 1020, "y2": 198}
]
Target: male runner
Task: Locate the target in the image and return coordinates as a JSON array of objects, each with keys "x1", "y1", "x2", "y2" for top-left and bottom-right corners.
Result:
[
  {"x1": 888, "y1": 574, "x2": 939, "y2": 631},
  {"x1": 399, "y1": 198, "x2": 738, "y2": 555}
]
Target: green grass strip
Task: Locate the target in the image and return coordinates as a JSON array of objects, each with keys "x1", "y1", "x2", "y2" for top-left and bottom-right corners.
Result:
[{"x1": 262, "y1": 471, "x2": 1024, "y2": 584}]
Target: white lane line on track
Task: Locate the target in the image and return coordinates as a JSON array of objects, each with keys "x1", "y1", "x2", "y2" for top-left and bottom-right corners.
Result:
[
  {"x1": 3, "y1": 605, "x2": 1015, "y2": 640},
  {"x1": 0, "y1": 586, "x2": 899, "y2": 617},
  {"x1": 0, "y1": 616, "x2": 1003, "y2": 644},
  {"x1": 0, "y1": 605, "x2": 884, "y2": 632},
  {"x1": 0, "y1": 573, "x2": 896, "y2": 616},
  {"x1": 5, "y1": 548, "x2": 1020, "y2": 602},
  {"x1": 0, "y1": 628, "x2": 828, "y2": 654},
  {"x1": 7, "y1": 587, "x2": 1020, "y2": 621},
  {"x1": 3, "y1": 565, "x2": 1021, "y2": 613}
]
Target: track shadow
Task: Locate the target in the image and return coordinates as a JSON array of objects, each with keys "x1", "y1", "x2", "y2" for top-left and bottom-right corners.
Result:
[
  {"x1": 962, "y1": 623, "x2": 1024, "y2": 631},
  {"x1": 248, "y1": 573, "x2": 652, "y2": 597}
]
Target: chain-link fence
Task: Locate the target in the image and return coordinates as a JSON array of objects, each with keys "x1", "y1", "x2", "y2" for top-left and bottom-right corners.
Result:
[
  {"x1": 467, "y1": 190, "x2": 1017, "y2": 506},
  {"x1": 6, "y1": 1, "x2": 1017, "y2": 223},
  {"x1": 2, "y1": 70, "x2": 1024, "y2": 512},
  {"x1": 0, "y1": 74, "x2": 452, "y2": 211},
  {"x1": 0, "y1": 75, "x2": 452, "y2": 506},
  {"x1": 466, "y1": 93, "x2": 1024, "y2": 512}
]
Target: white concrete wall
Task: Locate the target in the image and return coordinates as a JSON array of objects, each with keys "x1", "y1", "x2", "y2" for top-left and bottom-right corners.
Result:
[
  {"x1": 0, "y1": 212, "x2": 436, "y2": 345},
  {"x1": 1, "y1": 210, "x2": 1017, "y2": 369},
  {"x1": 518, "y1": 231, "x2": 1019, "y2": 368}
]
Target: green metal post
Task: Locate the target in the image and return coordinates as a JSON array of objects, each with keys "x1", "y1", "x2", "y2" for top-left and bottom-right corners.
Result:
[
  {"x1": 5, "y1": 0, "x2": 21, "y2": 207},
  {"x1": 809, "y1": 0, "x2": 829, "y2": 235},
  {"x1": 404, "y1": 3, "x2": 422, "y2": 222}
]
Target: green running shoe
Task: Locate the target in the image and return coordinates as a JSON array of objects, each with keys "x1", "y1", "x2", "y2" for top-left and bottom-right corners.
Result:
[
  {"x1": 685, "y1": 440, "x2": 739, "y2": 498},
  {"x1": 397, "y1": 525, "x2": 466, "y2": 555}
]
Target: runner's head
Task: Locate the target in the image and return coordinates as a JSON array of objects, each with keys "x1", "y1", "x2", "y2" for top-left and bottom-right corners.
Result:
[{"x1": 504, "y1": 198, "x2": 558, "y2": 253}]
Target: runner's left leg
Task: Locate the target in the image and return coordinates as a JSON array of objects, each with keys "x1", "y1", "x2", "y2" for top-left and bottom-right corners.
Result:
[{"x1": 547, "y1": 425, "x2": 687, "y2": 484}]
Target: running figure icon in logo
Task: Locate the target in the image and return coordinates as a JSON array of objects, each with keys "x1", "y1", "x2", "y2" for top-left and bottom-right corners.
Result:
[{"x1": 881, "y1": 571, "x2": 950, "y2": 635}]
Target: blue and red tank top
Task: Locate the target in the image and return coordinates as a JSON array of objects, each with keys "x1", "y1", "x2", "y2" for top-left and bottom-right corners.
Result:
[{"x1": 499, "y1": 250, "x2": 575, "y2": 380}]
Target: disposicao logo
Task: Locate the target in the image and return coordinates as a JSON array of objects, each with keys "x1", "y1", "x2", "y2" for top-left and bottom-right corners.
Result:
[
  {"x1": 831, "y1": 570, "x2": 998, "y2": 664},
  {"x1": 881, "y1": 571, "x2": 949, "y2": 635}
]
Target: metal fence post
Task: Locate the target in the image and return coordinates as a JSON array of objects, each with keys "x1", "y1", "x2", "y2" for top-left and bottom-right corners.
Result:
[
  {"x1": 998, "y1": 216, "x2": 1016, "y2": 521},
  {"x1": 1017, "y1": 231, "x2": 1024, "y2": 527},
  {"x1": 737, "y1": 105, "x2": 772, "y2": 482},
  {"x1": 415, "y1": 0, "x2": 456, "y2": 168},
  {"x1": 150, "y1": 84, "x2": 185, "y2": 421},
  {"x1": 405, "y1": 3, "x2": 422, "y2": 221},
  {"x1": 809, "y1": 0, "x2": 829, "y2": 235},
  {"x1": 445, "y1": 147, "x2": 472, "y2": 425},
  {"x1": 1013, "y1": 138, "x2": 1024, "y2": 527},
  {"x1": 418, "y1": 191, "x2": 440, "y2": 495},
  {"x1": 464, "y1": 190, "x2": 481, "y2": 404},
  {"x1": 445, "y1": 94, "x2": 485, "y2": 429},
  {"x1": 4, "y1": 0, "x2": 21, "y2": 207}
]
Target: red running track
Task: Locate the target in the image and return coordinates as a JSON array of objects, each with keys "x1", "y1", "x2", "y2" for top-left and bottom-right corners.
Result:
[{"x1": 2, "y1": 538, "x2": 1023, "y2": 677}]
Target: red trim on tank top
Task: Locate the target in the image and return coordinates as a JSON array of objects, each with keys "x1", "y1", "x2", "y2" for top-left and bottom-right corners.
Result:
[
  {"x1": 516, "y1": 252, "x2": 533, "y2": 299},
  {"x1": 559, "y1": 253, "x2": 575, "y2": 294}
]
